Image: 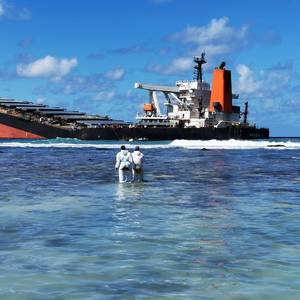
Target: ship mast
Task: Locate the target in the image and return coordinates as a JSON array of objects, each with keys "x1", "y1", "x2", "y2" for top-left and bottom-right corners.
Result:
[
  {"x1": 194, "y1": 52, "x2": 206, "y2": 116},
  {"x1": 243, "y1": 101, "x2": 248, "y2": 124},
  {"x1": 193, "y1": 52, "x2": 206, "y2": 83}
]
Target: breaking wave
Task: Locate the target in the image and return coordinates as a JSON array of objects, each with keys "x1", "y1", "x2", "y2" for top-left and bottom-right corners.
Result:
[
  {"x1": 0, "y1": 138, "x2": 299, "y2": 150},
  {"x1": 169, "y1": 139, "x2": 300, "y2": 149}
]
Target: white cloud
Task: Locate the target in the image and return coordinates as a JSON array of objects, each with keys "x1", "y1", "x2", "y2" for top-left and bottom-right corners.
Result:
[
  {"x1": 0, "y1": 1, "x2": 4, "y2": 16},
  {"x1": 236, "y1": 64, "x2": 262, "y2": 94},
  {"x1": 93, "y1": 90, "x2": 116, "y2": 101},
  {"x1": 104, "y1": 68, "x2": 125, "y2": 80},
  {"x1": 148, "y1": 57, "x2": 193, "y2": 75},
  {"x1": 170, "y1": 17, "x2": 247, "y2": 46},
  {"x1": 0, "y1": 0, "x2": 31, "y2": 20},
  {"x1": 195, "y1": 44, "x2": 231, "y2": 59},
  {"x1": 148, "y1": 17, "x2": 248, "y2": 75},
  {"x1": 17, "y1": 56, "x2": 78, "y2": 80},
  {"x1": 236, "y1": 63, "x2": 292, "y2": 101},
  {"x1": 234, "y1": 63, "x2": 298, "y2": 135}
]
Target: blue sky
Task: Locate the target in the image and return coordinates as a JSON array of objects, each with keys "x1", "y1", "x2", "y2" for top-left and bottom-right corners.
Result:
[{"x1": 0, "y1": 0, "x2": 299, "y2": 136}]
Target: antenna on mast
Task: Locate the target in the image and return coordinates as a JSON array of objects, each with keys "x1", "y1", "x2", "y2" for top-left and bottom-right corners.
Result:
[{"x1": 193, "y1": 52, "x2": 206, "y2": 82}]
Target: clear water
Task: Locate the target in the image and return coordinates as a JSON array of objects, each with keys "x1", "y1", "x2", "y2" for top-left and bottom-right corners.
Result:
[{"x1": 0, "y1": 138, "x2": 299, "y2": 299}]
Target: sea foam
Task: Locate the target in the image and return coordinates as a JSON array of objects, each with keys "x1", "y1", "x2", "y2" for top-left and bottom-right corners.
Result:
[{"x1": 0, "y1": 139, "x2": 299, "y2": 150}]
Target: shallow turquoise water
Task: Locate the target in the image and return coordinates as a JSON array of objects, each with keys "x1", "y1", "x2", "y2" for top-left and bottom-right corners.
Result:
[{"x1": 0, "y1": 139, "x2": 299, "y2": 299}]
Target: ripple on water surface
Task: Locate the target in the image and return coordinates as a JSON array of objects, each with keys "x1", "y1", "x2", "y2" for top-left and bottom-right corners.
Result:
[{"x1": 0, "y1": 140, "x2": 299, "y2": 299}]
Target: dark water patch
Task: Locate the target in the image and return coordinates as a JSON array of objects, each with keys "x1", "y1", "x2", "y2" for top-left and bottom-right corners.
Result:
[{"x1": 44, "y1": 238, "x2": 71, "y2": 248}]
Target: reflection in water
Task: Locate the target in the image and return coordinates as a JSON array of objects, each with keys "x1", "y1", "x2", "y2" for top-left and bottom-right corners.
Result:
[{"x1": 115, "y1": 182, "x2": 145, "y2": 202}]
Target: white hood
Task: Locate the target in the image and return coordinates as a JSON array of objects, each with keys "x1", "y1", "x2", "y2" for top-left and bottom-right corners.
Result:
[
  {"x1": 121, "y1": 149, "x2": 128, "y2": 155},
  {"x1": 132, "y1": 150, "x2": 143, "y2": 165}
]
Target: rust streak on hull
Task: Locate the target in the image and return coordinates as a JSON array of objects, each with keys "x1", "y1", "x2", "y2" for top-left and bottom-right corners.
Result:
[{"x1": 0, "y1": 123, "x2": 44, "y2": 139}]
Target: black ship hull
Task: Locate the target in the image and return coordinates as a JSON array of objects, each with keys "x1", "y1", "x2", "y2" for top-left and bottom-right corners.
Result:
[
  {"x1": 0, "y1": 112, "x2": 269, "y2": 140},
  {"x1": 77, "y1": 126, "x2": 269, "y2": 140}
]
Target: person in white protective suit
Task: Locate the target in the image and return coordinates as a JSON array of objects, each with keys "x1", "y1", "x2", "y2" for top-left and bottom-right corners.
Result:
[
  {"x1": 115, "y1": 145, "x2": 133, "y2": 183},
  {"x1": 132, "y1": 146, "x2": 144, "y2": 182}
]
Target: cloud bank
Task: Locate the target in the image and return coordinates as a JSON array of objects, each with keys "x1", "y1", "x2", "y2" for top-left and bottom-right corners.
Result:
[
  {"x1": 236, "y1": 63, "x2": 292, "y2": 99},
  {"x1": 148, "y1": 17, "x2": 248, "y2": 75}
]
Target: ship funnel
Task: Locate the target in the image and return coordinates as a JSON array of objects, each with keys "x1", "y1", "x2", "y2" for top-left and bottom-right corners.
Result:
[{"x1": 209, "y1": 67, "x2": 232, "y2": 113}]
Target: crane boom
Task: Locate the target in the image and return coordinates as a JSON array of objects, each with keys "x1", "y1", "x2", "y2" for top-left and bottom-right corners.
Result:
[{"x1": 135, "y1": 82, "x2": 179, "y2": 93}]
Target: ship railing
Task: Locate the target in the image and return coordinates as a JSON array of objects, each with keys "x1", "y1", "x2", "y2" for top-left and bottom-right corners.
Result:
[{"x1": 136, "y1": 113, "x2": 168, "y2": 119}]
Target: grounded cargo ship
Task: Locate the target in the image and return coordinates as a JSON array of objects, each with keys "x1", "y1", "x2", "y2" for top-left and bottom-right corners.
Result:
[{"x1": 0, "y1": 54, "x2": 269, "y2": 140}]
